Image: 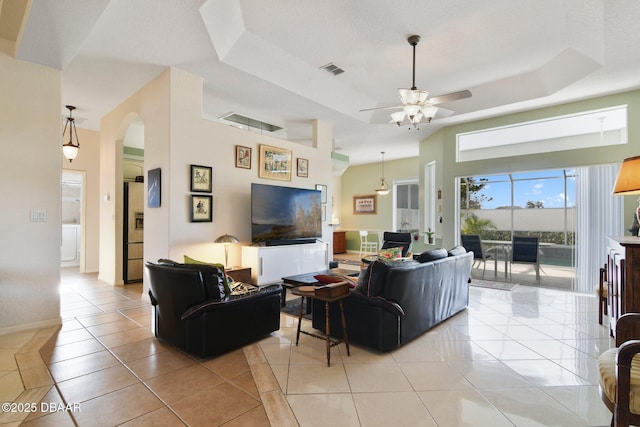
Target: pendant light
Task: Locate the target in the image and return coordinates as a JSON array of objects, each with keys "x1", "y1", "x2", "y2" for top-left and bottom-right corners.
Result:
[
  {"x1": 62, "y1": 105, "x2": 80, "y2": 162},
  {"x1": 375, "y1": 151, "x2": 390, "y2": 196}
]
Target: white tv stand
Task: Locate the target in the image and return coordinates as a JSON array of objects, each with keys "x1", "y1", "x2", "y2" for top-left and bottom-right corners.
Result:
[{"x1": 242, "y1": 242, "x2": 328, "y2": 286}]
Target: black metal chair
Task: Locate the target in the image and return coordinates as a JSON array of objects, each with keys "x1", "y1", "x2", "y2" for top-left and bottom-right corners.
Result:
[
  {"x1": 460, "y1": 234, "x2": 496, "y2": 278},
  {"x1": 509, "y1": 236, "x2": 540, "y2": 282},
  {"x1": 380, "y1": 232, "x2": 413, "y2": 257}
]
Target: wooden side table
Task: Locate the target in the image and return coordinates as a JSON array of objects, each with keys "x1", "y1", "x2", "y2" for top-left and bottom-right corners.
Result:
[
  {"x1": 226, "y1": 266, "x2": 251, "y2": 283},
  {"x1": 292, "y1": 284, "x2": 350, "y2": 367},
  {"x1": 333, "y1": 231, "x2": 346, "y2": 254}
]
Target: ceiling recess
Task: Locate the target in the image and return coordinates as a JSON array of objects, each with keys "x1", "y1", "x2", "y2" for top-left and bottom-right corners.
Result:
[
  {"x1": 320, "y1": 62, "x2": 345, "y2": 76},
  {"x1": 219, "y1": 113, "x2": 284, "y2": 132}
]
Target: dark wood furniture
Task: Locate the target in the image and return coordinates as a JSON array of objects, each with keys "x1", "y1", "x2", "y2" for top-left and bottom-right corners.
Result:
[
  {"x1": 226, "y1": 266, "x2": 251, "y2": 283},
  {"x1": 607, "y1": 236, "x2": 640, "y2": 338},
  {"x1": 281, "y1": 268, "x2": 358, "y2": 313},
  {"x1": 292, "y1": 284, "x2": 350, "y2": 366},
  {"x1": 333, "y1": 231, "x2": 346, "y2": 254}
]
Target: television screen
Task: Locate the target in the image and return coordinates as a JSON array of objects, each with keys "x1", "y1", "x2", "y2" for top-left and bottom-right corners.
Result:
[{"x1": 251, "y1": 183, "x2": 322, "y2": 244}]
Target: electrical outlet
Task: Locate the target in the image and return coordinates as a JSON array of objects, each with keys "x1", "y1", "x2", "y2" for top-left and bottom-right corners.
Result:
[{"x1": 30, "y1": 210, "x2": 47, "y2": 222}]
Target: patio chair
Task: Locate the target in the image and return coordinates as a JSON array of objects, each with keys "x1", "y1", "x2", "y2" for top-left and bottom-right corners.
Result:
[
  {"x1": 460, "y1": 234, "x2": 497, "y2": 278},
  {"x1": 509, "y1": 236, "x2": 540, "y2": 282}
]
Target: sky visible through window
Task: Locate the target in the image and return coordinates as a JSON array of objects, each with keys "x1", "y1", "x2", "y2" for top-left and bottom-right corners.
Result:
[{"x1": 471, "y1": 170, "x2": 576, "y2": 209}]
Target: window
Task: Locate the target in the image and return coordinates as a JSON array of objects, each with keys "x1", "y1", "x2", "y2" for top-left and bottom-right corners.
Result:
[
  {"x1": 456, "y1": 105, "x2": 627, "y2": 162},
  {"x1": 394, "y1": 179, "x2": 419, "y2": 232}
]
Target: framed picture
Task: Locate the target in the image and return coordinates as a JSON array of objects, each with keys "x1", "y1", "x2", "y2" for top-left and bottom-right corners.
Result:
[
  {"x1": 258, "y1": 145, "x2": 291, "y2": 181},
  {"x1": 353, "y1": 194, "x2": 377, "y2": 214},
  {"x1": 190, "y1": 165, "x2": 212, "y2": 192},
  {"x1": 315, "y1": 184, "x2": 327, "y2": 203},
  {"x1": 297, "y1": 158, "x2": 309, "y2": 177},
  {"x1": 147, "y1": 168, "x2": 161, "y2": 208},
  {"x1": 190, "y1": 195, "x2": 212, "y2": 222},
  {"x1": 321, "y1": 205, "x2": 326, "y2": 221},
  {"x1": 235, "y1": 145, "x2": 251, "y2": 169}
]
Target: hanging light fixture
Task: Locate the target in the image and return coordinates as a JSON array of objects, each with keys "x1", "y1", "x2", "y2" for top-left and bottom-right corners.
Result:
[
  {"x1": 62, "y1": 105, "x2": 80, "y2": 162},
  {"x1": 375, "y1": 151, "x2": 390, "y2": 196}
]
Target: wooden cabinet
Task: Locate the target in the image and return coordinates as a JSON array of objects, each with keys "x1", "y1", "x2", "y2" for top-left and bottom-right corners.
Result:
[
  {"x1": 226, "y1": 267, "x2": 251, "y2": 284},
  {"x1": 333, "y1": 231, "x2": 346, "y2": 254},
  {"x1": 607, "y1": 236, "x2": 640, "y2": 337}
]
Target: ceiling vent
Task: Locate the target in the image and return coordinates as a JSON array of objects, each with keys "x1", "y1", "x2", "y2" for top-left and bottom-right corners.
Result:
[
  {"x1": 219, "y1": 113, "x2": 283, "y2": 133},
  {"x1": 320, "y1": 62, "x2": 345, "y2": 76}
]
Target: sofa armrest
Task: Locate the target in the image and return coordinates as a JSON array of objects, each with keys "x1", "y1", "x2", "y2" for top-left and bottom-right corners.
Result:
[
  {"x1": 350, "y1": 292, "x2": 405, "y2": 316},
  {"x1": 181, "y1": 284, "x2": 281, "y2": 320}
]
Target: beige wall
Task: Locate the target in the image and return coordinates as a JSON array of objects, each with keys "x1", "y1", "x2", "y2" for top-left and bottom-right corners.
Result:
[
  {"x1": 339, "y1": 157, "x2": 420, "y2": 251},
  {"x1": 421, "y1": 89, "x2": 640, "y2": 249},
  {"x1": 63, "y1": 128, "x2": 100, "y2": 273},
  {"x1": 0, "y1": 54, "x2": 62, "y2": 332},
  {"x1": 100, "y1": 68, "x2": 334, "y2": 291}
]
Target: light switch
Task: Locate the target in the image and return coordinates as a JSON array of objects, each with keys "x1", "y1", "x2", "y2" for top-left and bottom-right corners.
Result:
[{"x1": 30, "y1": 210, "x2": 47, "y2": 222}]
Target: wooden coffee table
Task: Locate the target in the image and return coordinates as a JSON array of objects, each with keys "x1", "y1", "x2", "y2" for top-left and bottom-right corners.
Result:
[
  {"x1": 292, "y1": 284, "x2": 350, "y2": 367},
  {"x1": 281, "y1": 268, "x2": 358, "y2": 313}
]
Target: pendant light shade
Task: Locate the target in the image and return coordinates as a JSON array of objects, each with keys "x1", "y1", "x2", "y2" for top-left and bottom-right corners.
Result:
[
  {"x1": 375, "y1": 152, "x2": 390, "y2": 196},
  {"x1": 62, "y1": 105, "x2": 80, "y2": 162}
]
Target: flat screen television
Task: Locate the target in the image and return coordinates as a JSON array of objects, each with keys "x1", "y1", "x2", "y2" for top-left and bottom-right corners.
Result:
[{"x1": 251, "y1": 183, "x2": 322, "y2": 245}]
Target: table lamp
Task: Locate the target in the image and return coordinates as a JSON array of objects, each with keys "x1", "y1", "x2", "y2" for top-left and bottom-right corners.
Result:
[
  {"x1": 613, "y1": 156, "x2": 640, "y2": 236},
  {"x1": 214, "y1": 233, "x2": 239, "y2": 268}
]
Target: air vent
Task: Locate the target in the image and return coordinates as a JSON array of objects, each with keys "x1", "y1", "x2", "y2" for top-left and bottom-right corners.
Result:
[
  {"x1": 320, "y1": 62, "x2": 345, "y2": 76},
  {"x1": 219, "y1": 113, "x2": 283, "y2": 133}
]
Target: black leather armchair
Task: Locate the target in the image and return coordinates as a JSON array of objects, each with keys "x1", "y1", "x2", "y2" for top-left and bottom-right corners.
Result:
[{"x1": 146, "y1": 262, "x2": 281, "y2": 358}]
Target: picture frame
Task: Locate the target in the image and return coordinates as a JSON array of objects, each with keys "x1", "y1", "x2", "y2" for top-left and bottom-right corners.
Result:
[
  {"x1": 190, "y1": 165, "x2": 212, "y2": 192},
  {"x1": 147, "y1": 168, "x2": 161, "y2": 208},
  {"x1": 315, "y1": 184, "x2": 327, "y2": 203},
  {"x1": 321, "y1": 205, "x2": 326, "y2": 222},
  {"x1": 353, "y1": 194, "x2": 377, "y2": 215},
  {"x1": 258, "y1": 144, "x2": 291, "y2": 181},
  {"x1": 297, "y1": 158, "x2": 309, "y2": 178},
  {"x1": 190, "y1": 195, "x2": 212, "y2": 222},
  {"x1": 235, "y1": 145, "x2": 251, "y2": 169}
]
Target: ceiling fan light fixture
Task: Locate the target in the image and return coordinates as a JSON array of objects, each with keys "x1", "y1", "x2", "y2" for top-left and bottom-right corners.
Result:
[
  {"x1": 390, "y1": 111, "x2": 406, "y2": 126},
  {"x1": 399, "y1": 88, "x2": 429, "y2": 105}
]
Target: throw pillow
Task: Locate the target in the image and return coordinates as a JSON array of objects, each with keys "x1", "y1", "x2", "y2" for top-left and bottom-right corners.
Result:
[
  {"x1": 184, "y1": 255, "x2": 232, "y2": 296},
  {"x1": 378, "y1": 247, "x2": 402, "y2": 261},
  {"x1": 448, "y1": 246, "x2": 467, "y2": 257},
  {"x1": 417, "y1": 248, "x2": 448, "y2": 263}
]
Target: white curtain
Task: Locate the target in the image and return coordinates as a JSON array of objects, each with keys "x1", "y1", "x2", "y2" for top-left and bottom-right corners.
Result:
[{"x1": 574, "y1": 164, "x2": 623, "y2": 293}]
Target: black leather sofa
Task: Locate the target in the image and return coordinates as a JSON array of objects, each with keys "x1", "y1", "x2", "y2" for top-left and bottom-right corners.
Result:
[
  {"x1": 312, "y1": 249, "x2": 473, "y2": 352},
  {"x1": 146, "y1": 262, "x2": 281, "y2": 358}
]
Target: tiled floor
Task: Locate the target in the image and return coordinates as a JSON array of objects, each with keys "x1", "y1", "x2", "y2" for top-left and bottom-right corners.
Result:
[{"x1": 0, "y1": 260, "x2": 614, "y2": 426}]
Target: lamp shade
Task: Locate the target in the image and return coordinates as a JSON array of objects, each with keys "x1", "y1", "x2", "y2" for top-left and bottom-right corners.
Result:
[
  {"x1": 613, "y1": 156, "x2": 640, "y2": 194},
  {"x1": 214, "y1": 233, "x2": 239, "y2": 244}
]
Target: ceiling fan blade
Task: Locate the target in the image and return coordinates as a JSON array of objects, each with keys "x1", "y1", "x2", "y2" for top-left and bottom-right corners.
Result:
[
  {"x1": 428, "y1": 90, "x2": 472, "y2": 105},
  {"x1": 434, "y1": 107, "x2": 455, "y2": 118},
  {"x1": 359, "y1": 105, "x2": 403, "y2": 112}
]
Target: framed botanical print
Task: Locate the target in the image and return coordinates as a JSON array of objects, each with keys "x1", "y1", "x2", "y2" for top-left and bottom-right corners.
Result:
[
  {"x1": 190, "y1": 165, "x2": 212, "y2": 193},
  {"x1": 190, "y1": 195, "x2": 212, "y2": 222},
  {"x1": 235, "y1": 145, "x2": 251, "y2": 169},
  {"x1": 353, "y1": 194, "x2": 377, "y2": 214},
  {"x1": 297, "y1": 158, "x2": 309, "y2": 178},
  {"x1": 258, "y1": 145, "x2": 291, "y2": 181}
]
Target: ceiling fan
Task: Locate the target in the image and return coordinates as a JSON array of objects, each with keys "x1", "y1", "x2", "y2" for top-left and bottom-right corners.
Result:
[{"x1": 360, "y1": 35, "x2": 472, "y2": 129}]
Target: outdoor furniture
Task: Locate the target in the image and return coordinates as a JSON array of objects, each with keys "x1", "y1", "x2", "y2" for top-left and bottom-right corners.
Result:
[
  {"x1": 461, "y1": 234, "x2": 497, "y2": 278},
  {"x1": 509, "y1": 236, "x2": 540, "y2": 282}
]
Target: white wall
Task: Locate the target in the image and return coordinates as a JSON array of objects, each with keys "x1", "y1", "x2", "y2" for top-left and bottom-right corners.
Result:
[
  {"x1": 100, "y1": 68, "x2": 334, "y2": 292},
  {"x1": 0, "y1": 54, "x2": 62, "y2": 332},
  {"x1": 63, "y1": 128, "x2": 101, "y2": 273}
]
